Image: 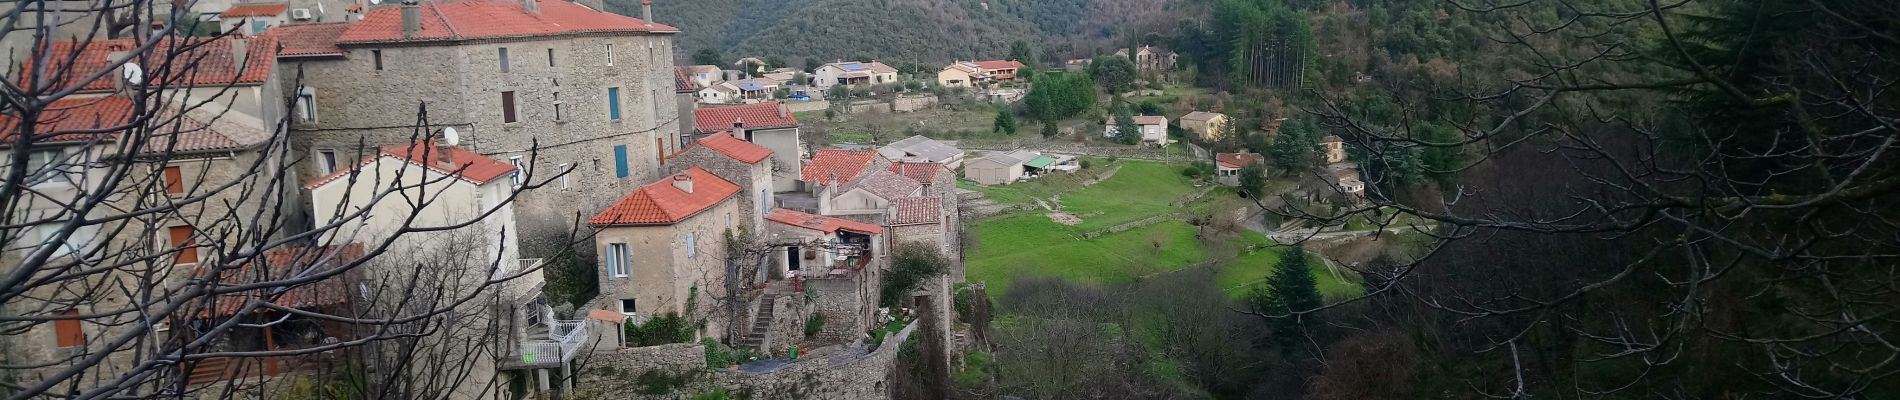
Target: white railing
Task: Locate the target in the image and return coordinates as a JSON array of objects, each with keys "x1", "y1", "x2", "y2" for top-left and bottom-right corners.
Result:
[
  {"x1": 550, "y1": 319, "x2": 587, "y2": 362},
  {"x1": 516, "y1": 341, "x2": 561, "y2": 365},
  {"x1": 500, "y1": 258, "x2": 546, "y2": 302}
]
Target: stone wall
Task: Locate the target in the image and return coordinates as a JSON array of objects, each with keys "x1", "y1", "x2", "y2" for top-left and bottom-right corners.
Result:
[
  {"x1": 707, "y1": 321, "x2": 916, "y2": 400},
  {"x1": 889, "y1": 95, "x2": 939, "y2": 112},
  {"x1": 783, "y1": 100, "x2": 829, "y2": 113},
  {"x1": 577, "y1": 343, "x2": 707, "y2": 391},
  {"x1": 806, "y1": 277, "x2": 875, "y2": 344}
]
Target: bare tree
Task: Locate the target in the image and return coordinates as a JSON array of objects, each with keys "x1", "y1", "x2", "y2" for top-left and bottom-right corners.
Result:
[
  {"x1": 1252, "y1": 0, "x2": 1900, "y2": 397},
  {"x1": 0, "y1": 5, "x2": 579, "y2": 399}
]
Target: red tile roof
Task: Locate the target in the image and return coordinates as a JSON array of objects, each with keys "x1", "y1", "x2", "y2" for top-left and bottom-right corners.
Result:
[
  {"x1": 889, "y1": 197, "x2": 940, "y2": 226},
  {"x1": 590, "y1": 167, "x2": 739, "y2": 226},
  {"x1": 674, "y1": 67, "x2": 696, "y2": 93},
  {"x1": 303, "y1": 142, "x2": 518, "y2": 189},
  {"x1": 1214, "y1": 152, "x2": 1263, "y2": 169},
  {"x1": 26, "y1": 36, "x2": 278, "y2": 92},
  {"x1": 802, "y1": 149, "x2": 878, "y2": 186},
  {"x1": 263, "y1": 22, "x2": 350, "y2": 57},
  {"x1": 336, "y1": 0, "x2": 678, "y2": 44},
  {"x1": 221, "y1": 3, "x2": 289, "y2": 17},
  {"x1": 196, "y1": 244, "x2": 365, "y2": 319},
  {"x1": 766, "y1": 208, "x2": 883, "y2": 234},
  {"x1": 972, "y1": 60, "x2": 1024, "y2": 70},
  {"x1": 694, "y1": 102, "x2": 797, "y2": 133},
  {"x1": 889, "y1": 161, "x2": 946, "y2": 184},
  {"x1": 0, "y1": 96, "x2": 248, "y2": 154},
  {"x1": 672, "y1": 131, "x2": 771, "y2": 164}
]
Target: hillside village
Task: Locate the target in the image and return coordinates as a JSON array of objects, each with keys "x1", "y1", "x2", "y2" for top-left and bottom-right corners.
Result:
[{"x1": 3, "y1": 0, "x2": 1404, "y2": 399}]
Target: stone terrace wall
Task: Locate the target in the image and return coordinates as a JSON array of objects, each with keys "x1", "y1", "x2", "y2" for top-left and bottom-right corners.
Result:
[
  {"x1": 710, "y1": 321, "x2": 917, "y2": 400},
  {"x1": 576, "y1": 343, "x2": 706, "y2": 390}
]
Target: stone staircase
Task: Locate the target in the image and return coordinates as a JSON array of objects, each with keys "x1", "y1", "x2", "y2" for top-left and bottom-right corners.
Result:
[{"x1": 735, "y1": 296, "x2": 777, "y2": 352}]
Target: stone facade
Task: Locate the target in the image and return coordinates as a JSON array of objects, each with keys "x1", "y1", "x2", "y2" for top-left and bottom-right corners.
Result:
[
  {"x1": 285, "y1": 32, "x2": 680, "y2": 236},
  {"x1": 573, "y1": 321, "x2": 918, "y2": 400},
  {"x1": 665, "y1": 146, "x2": 773, "y2": 230},
  {"x1": 594, "y1": 198, "x2": 740, "y2": 338}
]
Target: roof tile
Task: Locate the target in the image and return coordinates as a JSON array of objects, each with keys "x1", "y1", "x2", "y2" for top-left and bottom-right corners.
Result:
[
  {"x1": 672, "y1": 131, "x2": 771, "y2": 164},
  {"x1": 590, "y1": 167, "x2": 739, "y2": 226},
  {"x1": 1215, "y1": 152, "x2": 1263, "y2": 169},
  {"x1": 802, "y1": 149, "x2": 878, "y2": 186},
  {"x1": 27, "y1": 36, "x2": 277, "y2": 93},
  {"x1": 196, "y1": 244, "x2": 364, "y2": 319},
  {"x1": 0, "y1": 96, "x2": 248, "y2": 154},
  {"x1": 221, "y1": 3, "x2": 289, "y2": 17},
  {"x1": 303, "y1": 141, "x2": 519, "y2": 189},
  {"x1": 889, "y1": 197, "x2": 940, "y2": 226},
  {"x1": 336, "y1": 0, "x2": 677, "y2": 44},
  {"x1": 889, "y1": 161, "x2": 946, "y2": 184},
  {"x1": 263, "y1": 22, "x2": 350, "y2": 57},
  {"x1": 694, "y1": 102, "x2": 797, "y2": 133},
  {"x1": 766, "y1": 208, "x2": 882, "y2": 234}
]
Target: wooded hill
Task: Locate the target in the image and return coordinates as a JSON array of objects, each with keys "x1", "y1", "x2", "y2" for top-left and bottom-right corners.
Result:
[{"x1": 623, "y1": 0, "x2": 1188, "y2": 65}]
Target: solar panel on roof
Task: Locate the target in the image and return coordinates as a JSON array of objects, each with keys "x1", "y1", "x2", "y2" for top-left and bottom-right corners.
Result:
[{"x1": 842, "y1": 63, "x2": 866, "y2": 71}]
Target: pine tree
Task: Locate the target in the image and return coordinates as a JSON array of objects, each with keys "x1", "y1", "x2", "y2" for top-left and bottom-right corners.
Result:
[
  {"x1": 1250, "y1": 246, "x2": 1322, "y2": 348},
  {"x1": 1112, "y1": 108, "x2": 1141, "y2": 145},
  {"x1": 994, "y1": 109, "x2": 1018, "y2": 135},
  {"x1": 1040, "y1": 120, "x2": 1059, "y2": 138}
]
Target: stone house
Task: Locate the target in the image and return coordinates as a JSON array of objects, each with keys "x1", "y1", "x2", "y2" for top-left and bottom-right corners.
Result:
[
  {"x1": 1179, "y1": 111, "x2": 1229, "y2": 142},
  {"x1": 274, "y1": 0, "x2": 683, "y2": 236},
  {"x1": 1115, "y1": 45, "x2": 1178, "y2": 71},
  {"x1": 302, "y1": 141, "x2": 570, "y2": 397},
  {"x1": 589, "y1": 167, "x2": 742, "y2": 338},
  {"x1": 685, "y1": 64, "x2": 723, "y2": 88},
  {"x1": 664, "y1": 131, "x2": 775, "y2": 230},
  {"x1": 877, "y1": 134, "x2": 964, "y2": 169},
  {"x1": 1321, "y1": 135, "x2": 1347, "y2": 164},
  {"x1": 759, "y1": 208, "x2": 886, "y2": 341},
  {"x1": 1214, "y1": 152, "x2": 1264, "y2": 186},
  {"x1": 813, "y1": 61, "x2": 898, "y2": 89},
  {"x1": 1105, "y1": 115, "x2": 1170, "y2": 145},
  {"x1": 691, "y1": 102, "x2": 801, "y2": 191},
  {"x1": 802, "y1": 149, "x2": 923, "y2": 221},
  {"x1": 0, "y1": 34, "x2": 296, "y2": 391}
]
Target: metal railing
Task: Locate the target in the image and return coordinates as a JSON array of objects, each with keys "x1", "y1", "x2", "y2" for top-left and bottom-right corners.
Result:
[
  {"x1": 549, "y1": 319, "x2": 587, "y2": 362},
  {"x1": 515, "y1": 341, "x2": 561, "y2": 366}
]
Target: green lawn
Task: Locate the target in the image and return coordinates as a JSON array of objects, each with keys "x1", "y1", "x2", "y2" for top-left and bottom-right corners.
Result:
[
  {"x1": 966, "y1": 217, "x2": 1208, "y2": 298},
  {"x1": 1060, "y1": 161, "x2": 1198, "y2": 232},
  {"x1": 1213, "y1": 242, "x2": 1363, "y2": 302}
]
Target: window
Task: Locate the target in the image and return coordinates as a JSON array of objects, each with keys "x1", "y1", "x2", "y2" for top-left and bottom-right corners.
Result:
[
  {"x1": 318, "y1": 150, "x2": 338, "y2": 174},
  {"x1": 618, "y1": 299, "x2": 636, "y2": 315},
  {"x1": 509, "y1": 156, "x2": 523, "y2": 187},
  {"x1": 24, "y1": 149, "x2": 64, "y2": 183},
  {"x1": 760, "y1": 189, "x2": 769, "y2": 214},
  {"x1": 685, "y1": 233, "x2": 696, "y2": 258},
  {"x1": 552, "y1": 92, "x2": 564, "y2": 121},
  {"x1": 498, "y1": 47, "x2": 510, "y2": 72},
  {"x1": 605, "y1": 43, "x2": 614, "y2": 66},
  {"x1": 168, "y1": 226, "x2": 196, "y2": 265},
  {"x1": 54, "y1": 309, "x2": 82, "y2": 348},
  {"x1": 36, "y1": 224, "x2": 77, "y2": 256},
  {"x1": 606, "y1": 243, "x2": 630, "y2": 277},
  {"x1": 162, "y1": 166, "x2": 183, "y2": 194},
  {"x1": 654, "y1": 138, "x2": 664, "y2": 164},
  {"x1": 547, "y1": 48, "x2": 556, "y2": 67},
  {"x1": 295, "y1": 87, "x2": 317, "y2": 122},
  {"x1": 372, "y1": 50, "x2": 383, "y2": 70},
  {"x1": 500, "y1": 91, "x2": 517, "y2": 123},
  {"x1": 613, "y1": 145, "x2": 629, "y2": 178},
  {"x1": 606, "y1": 87, "x2": 621, "y2": 120},
  {"x1": 557, "y1": 163, "x2": 569, "y2": 190}
]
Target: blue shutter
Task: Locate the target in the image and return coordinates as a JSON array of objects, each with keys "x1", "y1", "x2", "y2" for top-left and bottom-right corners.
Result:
[
  {"x1": 608, "y1": 87, "x2": 621, "y2": 120},
  {"x1": 614, "y1": 145, "x2": 629, "y2": 178}
]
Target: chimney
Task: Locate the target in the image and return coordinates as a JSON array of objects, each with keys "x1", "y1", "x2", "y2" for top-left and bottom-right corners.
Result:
[
  {"x1": 641, "y1": 0, "x2": 653, "y2": 26},
  {"x1": 732, "y1": 119, "x2": 751, "y2": 142},
  {"x1": 400, "y1": 0, "x2": 421, "y2": 39},
  {"x1": 523, "y1": 0, "x2": 538, "y2": 15},
  {"x1": 672, "y1": 173, "x2": 693, "y2": 193},
  {"x1": 230, "y1": 38, "x2": 249, "y2": 71},
  {"x1": 777, "y1": 104, "x2": 789, "y2": 120},
  {"x1": 435, "y1": 140, "x2": 455, "y2": 165}
]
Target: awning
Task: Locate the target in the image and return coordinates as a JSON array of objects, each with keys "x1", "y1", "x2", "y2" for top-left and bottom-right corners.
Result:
[{"x1": 1024, "y1": 155, "x2": 1059, "y2": 169}]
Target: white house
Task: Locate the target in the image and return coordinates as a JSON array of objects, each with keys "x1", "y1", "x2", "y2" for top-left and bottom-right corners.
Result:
[
  {"x1": 1105, "y1": 115, "x2": 1170, "y2": 146},
  {"x1": 814, "y1": 61, "x2": 898, "y2": 89}
]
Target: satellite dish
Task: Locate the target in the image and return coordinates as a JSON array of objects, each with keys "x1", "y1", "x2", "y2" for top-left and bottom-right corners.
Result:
[
  {"x1": 442, "y1": 127, "x2": 460, "y2": 146},
  {"x1": 121, "y1": 63, "x2": 143, "y2": 85},
  {"x1": 369, "y1": 0, "x2": 381, "y2": 5}
]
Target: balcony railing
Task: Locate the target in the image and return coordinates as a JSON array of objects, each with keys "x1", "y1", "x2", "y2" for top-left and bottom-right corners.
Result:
[{"x1": 503, "y1": 305, "x2": 590, "y2": 369}]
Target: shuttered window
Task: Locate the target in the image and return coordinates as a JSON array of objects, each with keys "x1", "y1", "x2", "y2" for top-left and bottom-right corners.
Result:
[
  {"x1": 613, "y1": 145, "x2": 629, "y2": 178},
  {"x1": 54, "y1": 309, "x2": 82, "y2": 348},
  {"x1": 501, "y1": 91, "x2": 518, "y2": 123},
  {"x1": 162, "y1": 166, "x2": 183, "y2": 194},
  {"x1": 607, "y1": 87, "x2": 621, "y2": 120},
  {"x1": 168, "y1": 226, "x2": 196, "y2": 265}
]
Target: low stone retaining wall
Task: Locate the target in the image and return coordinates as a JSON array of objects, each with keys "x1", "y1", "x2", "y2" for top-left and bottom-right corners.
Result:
[
  {"x1": 572, "y1": 322, "x2": 919, "y2": 400},
  {"x1": 1080, "y1": 214, "x2": 1184, "y2": 239},
  {"x1": 576, "y1": 343, "x2": 706, "y2": 390}
]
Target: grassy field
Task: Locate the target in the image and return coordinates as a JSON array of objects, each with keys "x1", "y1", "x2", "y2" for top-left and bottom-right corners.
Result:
[
  {"x1": 964, "y1": 159, "x2": 1363, "y2": 301},
  {"x1": 966, "y1": 217, "x2": 1209, "y2": 298}
]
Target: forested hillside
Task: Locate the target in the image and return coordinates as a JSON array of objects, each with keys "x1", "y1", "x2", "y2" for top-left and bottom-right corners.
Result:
[{"x1": 632, "y1": 0, "x2": 1191, "y2": 65}]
